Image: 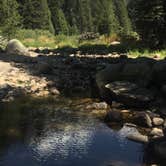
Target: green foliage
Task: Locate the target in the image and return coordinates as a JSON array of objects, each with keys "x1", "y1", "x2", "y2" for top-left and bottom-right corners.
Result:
[
  {"x1": 114, "y1": 0, "x2": 132, "y2": 35},
  {"x1": 0, "y1": 0, "x2": 21, "y2": 39},
  {"x1": 54, "y1": 35, "x2": 78, "y2": 47},
  {"x1": 128, "y1": 0, "x2": 166, "y2": 48},
  {"x1": 0, "y1": 0, "x2": 134, "y2": 37},
  {"x1": 15, "y1": 29, "x2": 56, "y2": 47},
  {"x1": 3, "y1": 0, "x2": 166, "y2": 50},
  {"x1": 48, "y1": 0, "x2": 69, "y2": 35},
  {"x1": 128, "y1": 49, "x2": 166, "y2": 59},
  {"x1": 18, "y1": 0, "x2": 54, "y2": 33}
]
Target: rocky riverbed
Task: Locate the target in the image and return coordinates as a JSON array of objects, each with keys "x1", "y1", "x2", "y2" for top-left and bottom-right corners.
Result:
[{"x1": 1, "y1": 39, "x2": 166, "y2": 161}]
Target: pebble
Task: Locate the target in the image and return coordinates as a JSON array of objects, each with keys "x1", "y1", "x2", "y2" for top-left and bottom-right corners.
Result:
[
  {"x1": 150, "y1": 128, "x2": 164, "y2": 137},
  {"x1": 152, "y1": 117, "x2": 164, "y2": 126}
]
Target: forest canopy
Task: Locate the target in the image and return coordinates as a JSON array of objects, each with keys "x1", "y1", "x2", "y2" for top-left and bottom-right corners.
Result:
[{"x1": 0, "y1": 0, "x2": 166, "y2": 48}]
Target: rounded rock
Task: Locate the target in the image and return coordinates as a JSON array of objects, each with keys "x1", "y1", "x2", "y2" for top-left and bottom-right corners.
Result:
[
  {"x1": 150, "y1": 128, "x2": 164, "y2": 137},
  {"x1": 152, "y1": 117, "x2": 164, "y2": 126},
  {"x1": 6, "y1": 39, "x2": 29, "y2": 56}
]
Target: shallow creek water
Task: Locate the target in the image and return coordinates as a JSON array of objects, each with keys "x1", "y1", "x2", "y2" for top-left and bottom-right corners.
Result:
[{"x1": 0, "y1": 97, "x2": 150, "y2": 166}]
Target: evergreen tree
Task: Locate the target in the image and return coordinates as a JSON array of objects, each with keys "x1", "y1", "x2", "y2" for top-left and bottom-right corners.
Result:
[
  {"x1": 114, "y1": 0, "x2": 132, "y2": 35},
  {"x1": 20, "y1": 0, "x2": 54, "y2": 33},
  {"x1": 98, "y1": 0, "x2": 118, "y2": 35},
  {"x1": 0, "y1": 0, "x2": 21, "y2": 39},
  {"x1": 0, "y1": 0, "x2": 135, "y2": 37},
  {"x1": 63, "y1": 0, "x2": 79, "y2": 34},
  {"x1": 48, "y1": 0, "x2": 69, "y2": 35},
  {"x1": 77, "y1": 0, "x2": 93, "y2": 33},
  {"x1": 90, "y1": 0, "x2": 102, "y2": 33},
  {"x1": 130, "y1": 0, "x2": 165, "y2": 47}
]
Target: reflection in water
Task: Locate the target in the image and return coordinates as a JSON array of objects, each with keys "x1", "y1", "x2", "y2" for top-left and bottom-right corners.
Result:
[
  {"x1": 0, "y1": 97, "x2": 157, "y2": 166},
  {"x1": 30, "y1": 120, "x2": 95, "y2": 160}
]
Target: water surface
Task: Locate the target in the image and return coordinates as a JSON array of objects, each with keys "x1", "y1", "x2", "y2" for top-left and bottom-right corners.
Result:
[{"x1": 0, "y1": 97, "x2": 147, "y2": 166}]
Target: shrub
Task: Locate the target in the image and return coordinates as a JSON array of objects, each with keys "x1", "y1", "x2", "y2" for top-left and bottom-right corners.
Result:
[
  {"x1": 14, "y1": 29, "x2": 56, "y2": 48},
  {"x1": 55, "y1": 35, "x2": 78, "y2": 48}
]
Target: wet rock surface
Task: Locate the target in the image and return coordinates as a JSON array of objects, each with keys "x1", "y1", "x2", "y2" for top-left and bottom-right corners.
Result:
[
  {"x1": 1, "y1": 43, "x2": 166, "y2": 165},
  {"x1": 105, "y1": 81, "x2": 154, "y2": 108}
]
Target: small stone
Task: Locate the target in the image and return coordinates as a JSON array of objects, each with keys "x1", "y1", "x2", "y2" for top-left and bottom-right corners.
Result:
[
  {"x1": 86, "y1": 102, "x2": 108, "y2": 110},
  {"x1": 150, "y1": 128, "x2": 164, "y2": 137},
  {"x1": 127, "y1": 133, "x2": 149, "y2": 143},
  {"x1": 50, "y1": 88, "x2": 60, "y2": 95},
  {"x1": 133, "y1": 112, "x2": 152, "y2": 128},
  {"x1": 124, "y1": 123, "x2": 137, "y2": 128},
  {"x1": 120, "y1": 110, "x2": 132, "y2": 121},
  {"x1": 152, "y1": 117, "x2": 164, "y2": 126}
]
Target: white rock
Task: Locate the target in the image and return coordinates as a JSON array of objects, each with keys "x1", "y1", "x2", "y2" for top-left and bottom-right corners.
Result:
[
  {"x1": 6, "y1": 39, "x2": 29, "y2": 56},
  {"x1": 150, "y1": 128, "x2": 164, "y2": 137},
  {"x1": 152, "y1": 117, "x2": 164, "y2": 126}
]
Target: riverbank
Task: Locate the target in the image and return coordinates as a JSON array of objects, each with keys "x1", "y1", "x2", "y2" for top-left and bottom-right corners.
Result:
[{"x1": 1, "y1": 41, "x2": 166, "y2": 163}]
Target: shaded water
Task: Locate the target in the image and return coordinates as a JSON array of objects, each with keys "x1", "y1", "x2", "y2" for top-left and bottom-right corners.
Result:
[{"x1": 0, "y1": 97, "x2": 148, "y2": 166}]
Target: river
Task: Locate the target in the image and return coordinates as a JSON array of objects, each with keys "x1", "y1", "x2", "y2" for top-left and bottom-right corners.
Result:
[{"x1": 0, "y1": 97, "x2": 149, "y2": 166}]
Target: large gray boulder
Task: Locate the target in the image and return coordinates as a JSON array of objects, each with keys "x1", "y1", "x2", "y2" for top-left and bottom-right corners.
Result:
[
  {"x1": 121, "y1": 62, "x2": 152, "y2": 87},
  {"x1": 5, "y1": 39, "x2": 29, "y2": 56},
  {"x1": 96, "y1": 63, "x2": 123, "y2": 89},
  {"x1": 105, "y1": 81, "x2": 154, "y2": 108},
  {"x1": 96, "y1": 62, "x2": 154, "y2": 106},
  {"x1": 96, "y1": 63, "x2": 123, "y2": 103},
  {"x1": 96, "y1": 62, "x2": 152, "y2": 91}
]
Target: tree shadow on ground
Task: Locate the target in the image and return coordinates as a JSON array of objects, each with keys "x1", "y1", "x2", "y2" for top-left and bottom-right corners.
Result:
[
  {"x1": 0, "y1": 47, "x2": 131, "y2": 98},
  {"x1": 0, "y1": 46, "x2": 166, "y2": 166},
  {"x1": 0, "y1": 45, "x2": 162, "y2": 99}
]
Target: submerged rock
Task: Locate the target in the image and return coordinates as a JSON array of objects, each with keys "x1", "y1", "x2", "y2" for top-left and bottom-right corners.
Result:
[{"x1": 127, "y1": 133, "x2": 149, "y2": 143}]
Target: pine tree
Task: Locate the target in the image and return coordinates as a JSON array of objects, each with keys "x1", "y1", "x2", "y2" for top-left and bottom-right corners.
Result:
[
  {"x1": 78, "y1": 0, "x2": 93, "y2": 33},
  {"x1": 41, "y1": 0, "x2": 55, "y2": 34},
  {"x1": 63, "y1": 0, "x2": 79, "y2": 34},
  {"x1": 0, "y1": 0, "x2": 21, "y2": 39},
  {"x1": 90, "y1": 0, "x2": 102, "y2": 33},
  {"x1": 48, "y1": 0, "x2": 69, "y2": 35},
  {"x1": 20, "y1": 0, "x2": 54, "y2": 33},
  {"x1": 114, "y1": 0, "x2": 132, "y2": 35},
  {"x1": 131, "y1": 0, "x2": 165, "y2": 47},
  {"x1": 98, "y1": 0, "x2": 118, "y2": 35}
]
